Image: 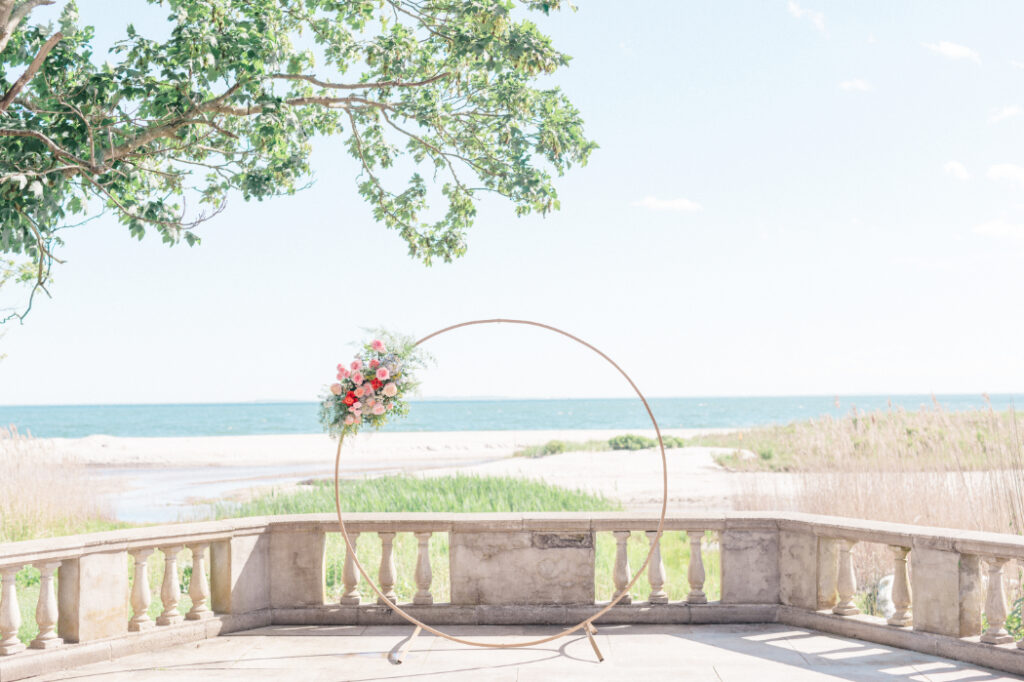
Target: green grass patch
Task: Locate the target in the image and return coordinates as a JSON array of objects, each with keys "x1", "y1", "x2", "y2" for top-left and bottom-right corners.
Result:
[{"x1": 513, "y1": 434, "x2": 689, "y2": 458}]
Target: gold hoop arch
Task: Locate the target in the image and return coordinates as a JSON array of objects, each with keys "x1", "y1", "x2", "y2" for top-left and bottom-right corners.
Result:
[{"x1": 332, "y1": 318, "x2": 669, "y2": 649}]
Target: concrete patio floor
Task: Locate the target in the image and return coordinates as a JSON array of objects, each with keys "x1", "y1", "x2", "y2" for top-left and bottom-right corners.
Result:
[{"x1": 38, "y1": 623, "x2": 1023, "y2": 682}]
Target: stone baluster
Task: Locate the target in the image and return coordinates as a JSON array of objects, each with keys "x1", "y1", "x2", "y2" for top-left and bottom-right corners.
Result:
[
  {"x1": 645, "y1": 530, "x2": 668, "y2": 604},
  {"x1": 687, "y1": 530, "x2": 708, "y2": 604},
  {"x1": 981, "y1": 557, "x2": 1014, "y2": 644},
  {"x1": 413, "y1": 532, "x2": 433, "y2": 605},
  {"x1": 0, "y1": 567, "x2": 26, "y2": 655},
  {"x1": 156, "y1": 546, "x2": 184, "y2": 626},
  {"x1": 832, "y1": 539, "x2": 859, "y2": 616},
  {"x1": 887, "y1": 546, "x2": 912, "y2": 626},
  {"x1": 30, "y1": 562, "x2": 62, "y2": 649},
  {"x1": 129, "y1": 549, "x2": 155, "y2": 631},
  {"x1": 340, "y1": 532, "x2": 361, "y2": 605},
  {"x1": 377, "y1": 532, "x2": 397, "y2": 605},
  {"x1": 612, "y1": 531, "x2": 632, "y2": 604},
  {"x1": 186, "y1": 543, "x2": 212, "y2": 620}
]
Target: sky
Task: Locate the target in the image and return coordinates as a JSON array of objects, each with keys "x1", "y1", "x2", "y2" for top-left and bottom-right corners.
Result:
[{"x1": 1, "y1": 1, "x2": 1022, "y2": 405}]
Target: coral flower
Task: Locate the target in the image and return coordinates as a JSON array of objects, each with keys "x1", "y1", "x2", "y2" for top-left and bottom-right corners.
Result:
[
  {"x1": 350, "y1": 359, "x2": 363, "y2": 371},
  {"x1": 383, "y1": 382, "x2": 398, "y2": 397},
  {"x1": 343, "y1": 392, "x2": 356, "y2": 406},
  {"x1": 372, "y1": 403, "x2": 386, "y2": 415},
  {"x1": 376, "y1": 367, "x2": 389, "y2": 381},
  {"x1": 369, "y1": 359, "x2": 380, "y2": 369},
  {"x1": 330, "y1": 383, "x2": 342, "y2": 395},
  {"x1": 354, "y1": 387, "x2": 364, "y2": 398},
  {"x1": 371, "y1": 339, "x2": 386, "y2": 352}
]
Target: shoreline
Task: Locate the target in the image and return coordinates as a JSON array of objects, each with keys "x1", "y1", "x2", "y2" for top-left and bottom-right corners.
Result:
[{"x1": 44, "y1": 428, "x2": 734, "y2": 469}]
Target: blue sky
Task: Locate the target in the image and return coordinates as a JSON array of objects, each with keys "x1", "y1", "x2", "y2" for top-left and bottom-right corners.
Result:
[{"x1": 1, "y1": 1, "x2": 1022, "y2": 404}]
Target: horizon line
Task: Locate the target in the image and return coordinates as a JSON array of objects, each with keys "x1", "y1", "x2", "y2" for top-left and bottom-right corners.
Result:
[{"x1": 0, "y1": 391, "x2": 1019, "y2": 409}]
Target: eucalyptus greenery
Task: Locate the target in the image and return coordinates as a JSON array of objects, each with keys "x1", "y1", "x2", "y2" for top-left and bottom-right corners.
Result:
[{"x1": 0, "y1": 0, "x2": 596, "y2": 321}]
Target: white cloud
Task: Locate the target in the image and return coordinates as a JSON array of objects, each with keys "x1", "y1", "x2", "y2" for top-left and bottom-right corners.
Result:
[
  {"x1": 987, "y1": 163, "x2": 1024, "y2": 189},
  {"x1": 989, "y1": 105, "x2": 1022, "y2": 123},
  {"x1": 973, "y1": 218, "x2": 1024, "y2": 243},
  {"x1": 787, "y1": 1, "x2": 825, "y2": 33},
  {"x1": 943, "y1": 161, "x2": 970, "y2": 181},
  {"x1": 839, "y1": 79, "x2": 871, "y2": 92},
  {"x1": 632, "y1": 196, "x2": 703, "y2": 212},
  {"x1": 923, "y1": 41, "x2": 980, "y2": 63}
]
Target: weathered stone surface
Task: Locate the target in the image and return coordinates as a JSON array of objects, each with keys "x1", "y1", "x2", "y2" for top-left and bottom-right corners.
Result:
[
  {"x1": 903, "y1": 547, "x2": 984, "y2": 639},
  {"x1": 816, "y1": 537, "x2": 838, "y2": 610},
  {"x1": 778, "y1": 530, "x2": 816, "y2": 610},
  {"x1": 269, "y1": 529, "x2": 325, "y2": 609},
  {"x1": 450, "y1": 531, "x2": 595, "y2": 605},
  {"x1": 721, "y1": 529, "x2": 779, "y2": 604},
  {"x1": 211, "y1": 534, "x2": 270, "y2": 614},
  {"x1": 57, "y1": 551, "x2": 128, "y2": 643}
]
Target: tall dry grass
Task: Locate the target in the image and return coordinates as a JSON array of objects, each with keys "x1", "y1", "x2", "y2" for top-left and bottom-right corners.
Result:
[
  {"x1": 702, "y1": 404, "x2": 1024, "y2": 614},
  {"x1": 0, "y1": 426, "x2": 113, "y2": 543}
]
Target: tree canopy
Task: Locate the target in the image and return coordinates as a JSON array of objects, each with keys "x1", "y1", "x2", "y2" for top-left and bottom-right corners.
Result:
[{"x1": 0, "y1": 0, "x2": 595, "y2": 321}]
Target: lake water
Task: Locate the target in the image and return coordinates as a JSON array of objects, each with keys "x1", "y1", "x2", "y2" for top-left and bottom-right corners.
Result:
[{"x1": 1, "y1": 394, "x2": 1020, "y2": 438}]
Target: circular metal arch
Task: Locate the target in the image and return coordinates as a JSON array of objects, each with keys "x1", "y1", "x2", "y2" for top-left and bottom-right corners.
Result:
[{"x1": 333, "y1": 318, "x2": 669, "y2": 649}]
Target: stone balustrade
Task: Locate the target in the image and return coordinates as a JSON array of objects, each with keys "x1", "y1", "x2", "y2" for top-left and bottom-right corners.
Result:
[{"x1": 1, "y1": 512, "x2": 1024, "y2": 680}]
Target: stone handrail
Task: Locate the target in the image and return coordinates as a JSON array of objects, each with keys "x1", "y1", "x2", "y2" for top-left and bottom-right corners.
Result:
[{"x1": 3, "y1": 511, "x2": 1024, "y2": 679}]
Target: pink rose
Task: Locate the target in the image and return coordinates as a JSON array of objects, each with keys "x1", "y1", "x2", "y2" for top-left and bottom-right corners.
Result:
[
  {"x1": 383, "y1": 382, "x2": 398, "y2": 397},
  {"x1": 351, "y1": 372, "x2": 364, "y2": 385},
  {"x1": 349, "y1": 404, "x2": 360, "y2": 413},
  {"x1": 350, "y1": 359, "x2": 363, "y2": 371},
  {"x1": 372, "y1": 404, "x2": 386, "y2": 415},
  {"x1": 336, "y1": 370, "x2": 348, "y2": 381},
  {"x1": 369, "y1": 359, "x2": 380, "y2": 369},
  {"x1": 354, "y1": 387, "x2": 364, "y2": 398},
  {"x1": 386, "y1": 402, "x2": 394, "y2": 410},
  {"x1": 343, "y1": 414, "x2": 356, "y2": 425},
  {"x1": 363, "y1": 381, "x2": 374, "y2": 394},
  {"x1": 371, "y1": 339, "x2": 386, "y2": 352},
  {"x1": 330, "y1": 383, "x2": 342, "y2": 395},
  {"x1": 376, "y1": 367, "x2": 389, "y2": 381}
]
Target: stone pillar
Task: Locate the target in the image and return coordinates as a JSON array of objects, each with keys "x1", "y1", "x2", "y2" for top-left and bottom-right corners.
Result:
[
  {"x1": 779, "y1": 530, "x2": 817, "y2": 610},
  {"x1": 888, "y1": 546, "x2": 912, "y2": 627},
  {"x1": 30, "y1": 562, "x2": 63, "y2": 649},
  {"x1": 0, "y1": 567, "x2": 25, "y2": 656},
  {"x1": 413, "y1": 532, "x2": 433, "y2": 605},
  {"x1": 339, "y1": 532, "x2": 361, "y2": 606},
  {"x1": 721, "y1": 527, "x2": 781, "y2": 604},
  {"x1": 612, "y1": 531, "x2": 632, "y2": 605},
  {"x1": 377, "y1": 532, "x2": 397, "y2": 605},
  {"x1": 210, "y1": 533, "x2": 270, "y2": 615},
  {"x1": 269, "y1": 526, "x2": 326, "y2": 608},
  {"x1": 911, "y1": 546, "x2": 983, "y2": 638},
  {"x1": 156, "y1": 546, "x2": 184, "y2": 626},
  {"x1": 981, "y1": 557, "x2": 1014, "y2": 644},
  {"x1": 57, "y1": 551, "x2": 129, "y2": 643},
  {"x1": 645, "y1": 531, "x2": 668, "y2": 604},
  {"x1": 833, "y1": 539, "x2": 859, "y2": 616},
  {"x1": 186, "y1": 544, "x2": 212, "y2": 620},
  {"x1": 687, "y1": 530, "x2": 707, "y2": 604},
  {"x1": 128, "y1": 549, "x2": 155, "y2": 632},
  {"x1": 816, "y1": 537, "x2": 839, "y2": 610}
]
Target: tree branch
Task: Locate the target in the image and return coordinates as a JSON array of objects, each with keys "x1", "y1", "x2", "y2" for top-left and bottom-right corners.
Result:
[
  {"x1": 0, "y1": 30, "x2": 61, "y2": 113},
  {"x1": 266, "y1": 71, "x2": 450, "y2": 91},
  {"x1": 0, "y1": 0, "x2": 53, "y2": 53}
]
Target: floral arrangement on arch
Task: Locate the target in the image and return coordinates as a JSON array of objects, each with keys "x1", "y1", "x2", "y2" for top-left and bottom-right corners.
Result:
[{"x1": 319, "y1": 331, "x2": 428, "y2": 438}]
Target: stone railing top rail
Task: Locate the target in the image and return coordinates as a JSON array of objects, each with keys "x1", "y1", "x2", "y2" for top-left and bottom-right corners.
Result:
[{"x1": 2, "y1": 511, "x2": 1023, "y2": 568}]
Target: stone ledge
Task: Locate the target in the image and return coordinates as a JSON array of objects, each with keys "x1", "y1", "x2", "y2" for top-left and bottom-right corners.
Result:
[
  {"x1": 269, "y1": 602, "x2": 779, "y2": 627},
  {"x1": 0, "y1": 612, "x2": 271, "y2": 682},
  {"x1": 777, "y1": 606, "x2": 1024, "y2": 678}
]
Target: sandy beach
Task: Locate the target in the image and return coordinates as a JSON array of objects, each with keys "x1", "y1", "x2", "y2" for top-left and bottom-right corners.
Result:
[{"x1": 43, "y1": 428, "x2": 749, "y2": 521}]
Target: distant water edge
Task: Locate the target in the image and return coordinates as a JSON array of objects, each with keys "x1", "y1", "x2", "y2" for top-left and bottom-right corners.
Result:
[{"x1": 0, "y1": 394, "x2": 1019, "y2": 439}]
